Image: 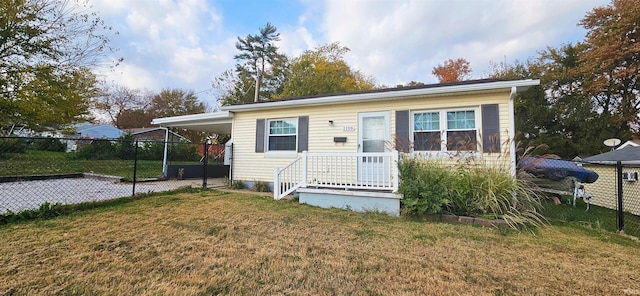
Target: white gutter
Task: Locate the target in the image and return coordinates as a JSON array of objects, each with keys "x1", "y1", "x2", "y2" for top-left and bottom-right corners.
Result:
[
  {"x1": 223, "y1": 79, "x2": 540, "y2": 112},
  {"x1": 509, "y1": 86, "x2": 517, "y2": 177},
  {"x1": 151, "y1": 111, "x2": 233, "y2": 125}
]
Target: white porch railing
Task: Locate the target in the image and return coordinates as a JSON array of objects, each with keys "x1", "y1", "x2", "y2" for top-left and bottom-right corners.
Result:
[{"x1": 274, "y1": 151, "x2": 399, "y2": 200}]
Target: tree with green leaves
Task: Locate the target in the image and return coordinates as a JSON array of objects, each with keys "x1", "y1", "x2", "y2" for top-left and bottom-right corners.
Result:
[
  {"x1": 491, "y1": 42, "x2": 630, "y2": 158},
  {"x1": 234, "y1": 22, "x2": 287, "y2": 103},
  {"x1": 149, "y1": 89, "x2": 207, "y2": 118},
  {"x1": 0, "y1": 0, "x2": 118, "y2": 134},
  {"x1": 277, "y1": 42, "x2": 375, "y2": 98},
  {"x1": 148, "y1": 88, "x2": 209, "y2": 142}
]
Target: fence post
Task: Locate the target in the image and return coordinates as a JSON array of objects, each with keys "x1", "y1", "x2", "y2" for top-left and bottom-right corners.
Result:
[
  {"x1": 228, "y1": 143, "x2": 233, "y2": 185},
  {"x1": 617, "y1": 161, "x2": 624, "y2": 232},
  {"x1": 203, "y1": 140, "x2": 209, "y2": 189},
  {"x1": 132, "y1": 140, "x2": 138, "y2": 197}
]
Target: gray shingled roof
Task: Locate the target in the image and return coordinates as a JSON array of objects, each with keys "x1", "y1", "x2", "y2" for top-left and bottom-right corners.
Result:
[
  {"x1": 233, "y1": 78, "x2": 518, "y2": 105},
  {"x1": 583, "y1": 146, "x2": 640, "y2": 163}
]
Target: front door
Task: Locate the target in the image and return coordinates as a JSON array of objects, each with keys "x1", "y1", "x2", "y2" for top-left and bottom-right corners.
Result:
[{"x1": 358, "y1": 111, "x2": 390, "y2": 185}]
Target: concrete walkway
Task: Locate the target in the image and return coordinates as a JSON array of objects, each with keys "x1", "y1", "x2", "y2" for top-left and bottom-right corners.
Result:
[{"x1": 0, "y1": 177, "x2": 226, "y2": 213}]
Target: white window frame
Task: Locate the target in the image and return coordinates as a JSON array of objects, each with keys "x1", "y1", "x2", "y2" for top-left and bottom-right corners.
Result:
[
  {"x1": 445, "y1": 109, "x2": 478, "y2": 152},
  {"x1": 411, "y1": 111, "x2": 441, "y2": 152},
  {"x1": 411, "y1": 107, "x2": 480, "y2": 157},
  {"x1": 265, "y1": 117, "x2": 298, "y2": 157}
]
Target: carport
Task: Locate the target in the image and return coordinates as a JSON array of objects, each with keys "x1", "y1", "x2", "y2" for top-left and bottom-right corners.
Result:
[{"x1": 151, "y1": 111, "x2": 234, "y2": 179}]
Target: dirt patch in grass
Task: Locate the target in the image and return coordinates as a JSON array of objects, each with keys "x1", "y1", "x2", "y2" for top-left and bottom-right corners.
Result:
[{"x1": 1, "y1": 190, "x2": 639, "y2": 295}]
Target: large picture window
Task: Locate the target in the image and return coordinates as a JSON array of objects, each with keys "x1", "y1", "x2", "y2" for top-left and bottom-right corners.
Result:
[
  {"x1": 267, "y1": 118, "x2": 297, "y2": 151},
  {"x1": 412, "y1": 109, "x2": 477, "y2": 152}
]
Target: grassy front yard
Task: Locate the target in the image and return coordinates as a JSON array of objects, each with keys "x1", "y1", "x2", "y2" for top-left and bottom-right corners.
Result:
[
  {"x1": 0, "y1": 150, "x2": 171, "y2": 178},
  {"x1": 1, "y1": 190, "x2": 639, "y2": 295}
]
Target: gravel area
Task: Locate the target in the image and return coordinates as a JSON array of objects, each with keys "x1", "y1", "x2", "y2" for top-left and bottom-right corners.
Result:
[{"x1": 0, "y1": 176, "x2": 225, "y2": 213}]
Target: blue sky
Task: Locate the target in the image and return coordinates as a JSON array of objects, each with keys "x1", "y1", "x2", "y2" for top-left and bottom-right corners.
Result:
[{"x1": 89, "y1": 0, "x2": 610, "y2": 108}]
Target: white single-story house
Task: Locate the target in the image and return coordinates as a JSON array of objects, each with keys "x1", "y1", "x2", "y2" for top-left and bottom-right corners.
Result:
[{"x1": 152, "y1": 78, "x2": 539, "y2": 215}]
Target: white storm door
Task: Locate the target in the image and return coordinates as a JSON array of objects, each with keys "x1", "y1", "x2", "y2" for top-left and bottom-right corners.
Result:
[{"x1": 358, "y1": 111, "x2": 390, "y2": 185}]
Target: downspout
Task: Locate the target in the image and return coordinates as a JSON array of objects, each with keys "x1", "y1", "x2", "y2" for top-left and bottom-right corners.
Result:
[{"x1": 508, "y1": 86, "x2": 517, "y2": 177}]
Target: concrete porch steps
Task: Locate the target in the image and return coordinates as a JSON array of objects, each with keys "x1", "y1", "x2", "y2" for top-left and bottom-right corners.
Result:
[{"x1": 297, "y1": 187, "x2": 401, "y2": 216}]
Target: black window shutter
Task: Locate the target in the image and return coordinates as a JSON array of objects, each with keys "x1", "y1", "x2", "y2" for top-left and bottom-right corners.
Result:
[
  {"x1": 297, "y1": 116, "x2": 309, "y2": 152},
  {"x1": 481, "y1": 104, "x2": 500, "y2": 153},
  {"x1": 395, "y1": 110, "x2": 410, "y2": 153},
  {"x1": 255, "y1": 119, "x2": 265, "y2": 153}
]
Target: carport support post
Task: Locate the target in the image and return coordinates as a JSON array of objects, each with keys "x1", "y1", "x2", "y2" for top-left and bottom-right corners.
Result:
[
  {"x1": 617, "y1": 161, "x2": 624, "y2": 232},
  {"x1": 162, "y1": 127, "x2": 169, "y2": 178},
  {"x1": 203, "y1": 140, "x2": 209, "y2": 188}
]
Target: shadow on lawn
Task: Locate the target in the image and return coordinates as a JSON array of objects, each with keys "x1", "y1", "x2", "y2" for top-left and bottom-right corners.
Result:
[{"x1": 541, "y1": 197, "x2": 640, "y2": 239}]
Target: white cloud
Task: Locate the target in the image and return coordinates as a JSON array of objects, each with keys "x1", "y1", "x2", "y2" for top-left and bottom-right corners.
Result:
[
  {"x1": 318, "y1": 0, "x2": 609, "y2": 85},
  {"x1": 279, "y1": 26, "x2": 318, "y2": 58},
  {"x1": 101, "y1": 62, "x2": 161, "y2": 90},
  {"x1": 87, "y1": 0, "x2": 611, "y2": 105},
  {"x1": 88, "y1": 0, "x2": 235, "y2": 97}
]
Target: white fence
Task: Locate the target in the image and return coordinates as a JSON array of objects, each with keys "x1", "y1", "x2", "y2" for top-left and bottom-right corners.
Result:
[{"x1": 274, "y1": 151, "x2": 399, "y2": 200}]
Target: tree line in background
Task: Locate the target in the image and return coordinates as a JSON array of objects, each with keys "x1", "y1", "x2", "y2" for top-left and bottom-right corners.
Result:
[
  {"x1": 490, "y1": 0, "x2": 639, "y2": 158},
  {"x1": 93, "y1": 87, "x2": 208, "y2": 141},
  {"x1": 1, "y1": 0, "x2": 638, "y2": 158}
]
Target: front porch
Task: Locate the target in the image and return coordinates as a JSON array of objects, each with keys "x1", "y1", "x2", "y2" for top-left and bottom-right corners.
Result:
[{"x1": 274, "y1": 151, "x2": 401, "y2": 216}]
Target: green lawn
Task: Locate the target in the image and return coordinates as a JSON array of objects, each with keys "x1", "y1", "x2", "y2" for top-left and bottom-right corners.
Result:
[
  {"x1": 0, "y1": 150, "x2": 177, "y2": 179},
  {"x1": 541, "y1": 197, "x2": 640, "y2": 238},
  {"x1": 1, "y1": 190, "x2": 639, "y2": 295}
]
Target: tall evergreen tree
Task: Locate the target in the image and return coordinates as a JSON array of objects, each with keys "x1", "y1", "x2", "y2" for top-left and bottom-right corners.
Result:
[{"x1": 234, "y1": 22, "x2": 287, "y2": 102}]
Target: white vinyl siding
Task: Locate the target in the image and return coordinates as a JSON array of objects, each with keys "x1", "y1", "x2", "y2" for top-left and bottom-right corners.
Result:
[{"x1": 231, "y1": 91, "x2": 512, "y2": 183}]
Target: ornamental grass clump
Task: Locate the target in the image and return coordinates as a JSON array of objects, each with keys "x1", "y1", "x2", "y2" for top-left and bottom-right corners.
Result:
[{"x1": 398, "y1": 156, "x2": 545, "y2": 230}]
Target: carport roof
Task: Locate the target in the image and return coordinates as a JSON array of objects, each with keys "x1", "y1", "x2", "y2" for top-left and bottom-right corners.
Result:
[{"x1": 151, "y1": 111, "x2": 233, "y2": 134}]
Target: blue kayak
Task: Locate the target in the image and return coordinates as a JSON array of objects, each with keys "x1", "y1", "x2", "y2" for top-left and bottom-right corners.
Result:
[{"x1": 518, "y1": 156, "x2": 599, "y2": 183}]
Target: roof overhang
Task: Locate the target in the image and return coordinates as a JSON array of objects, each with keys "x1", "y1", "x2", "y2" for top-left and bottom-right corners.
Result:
[
  {"x1": 222, "y1": 79, "x2": 540, "y2": 112},
  {"x1": 151, "y1": 111, "x2": 233, "y2": 134}
]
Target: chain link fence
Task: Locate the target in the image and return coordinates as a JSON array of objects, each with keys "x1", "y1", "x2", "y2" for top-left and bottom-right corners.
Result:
[
  {"x1": 521, "y1": 156, "x2": 640, "y2": 237},
  {"x1": 0, "y1": 136, "x2": 229, "y2": 215},
  {"x1": 582, "y1": 162, "x2": 640, "y2": 237}
]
